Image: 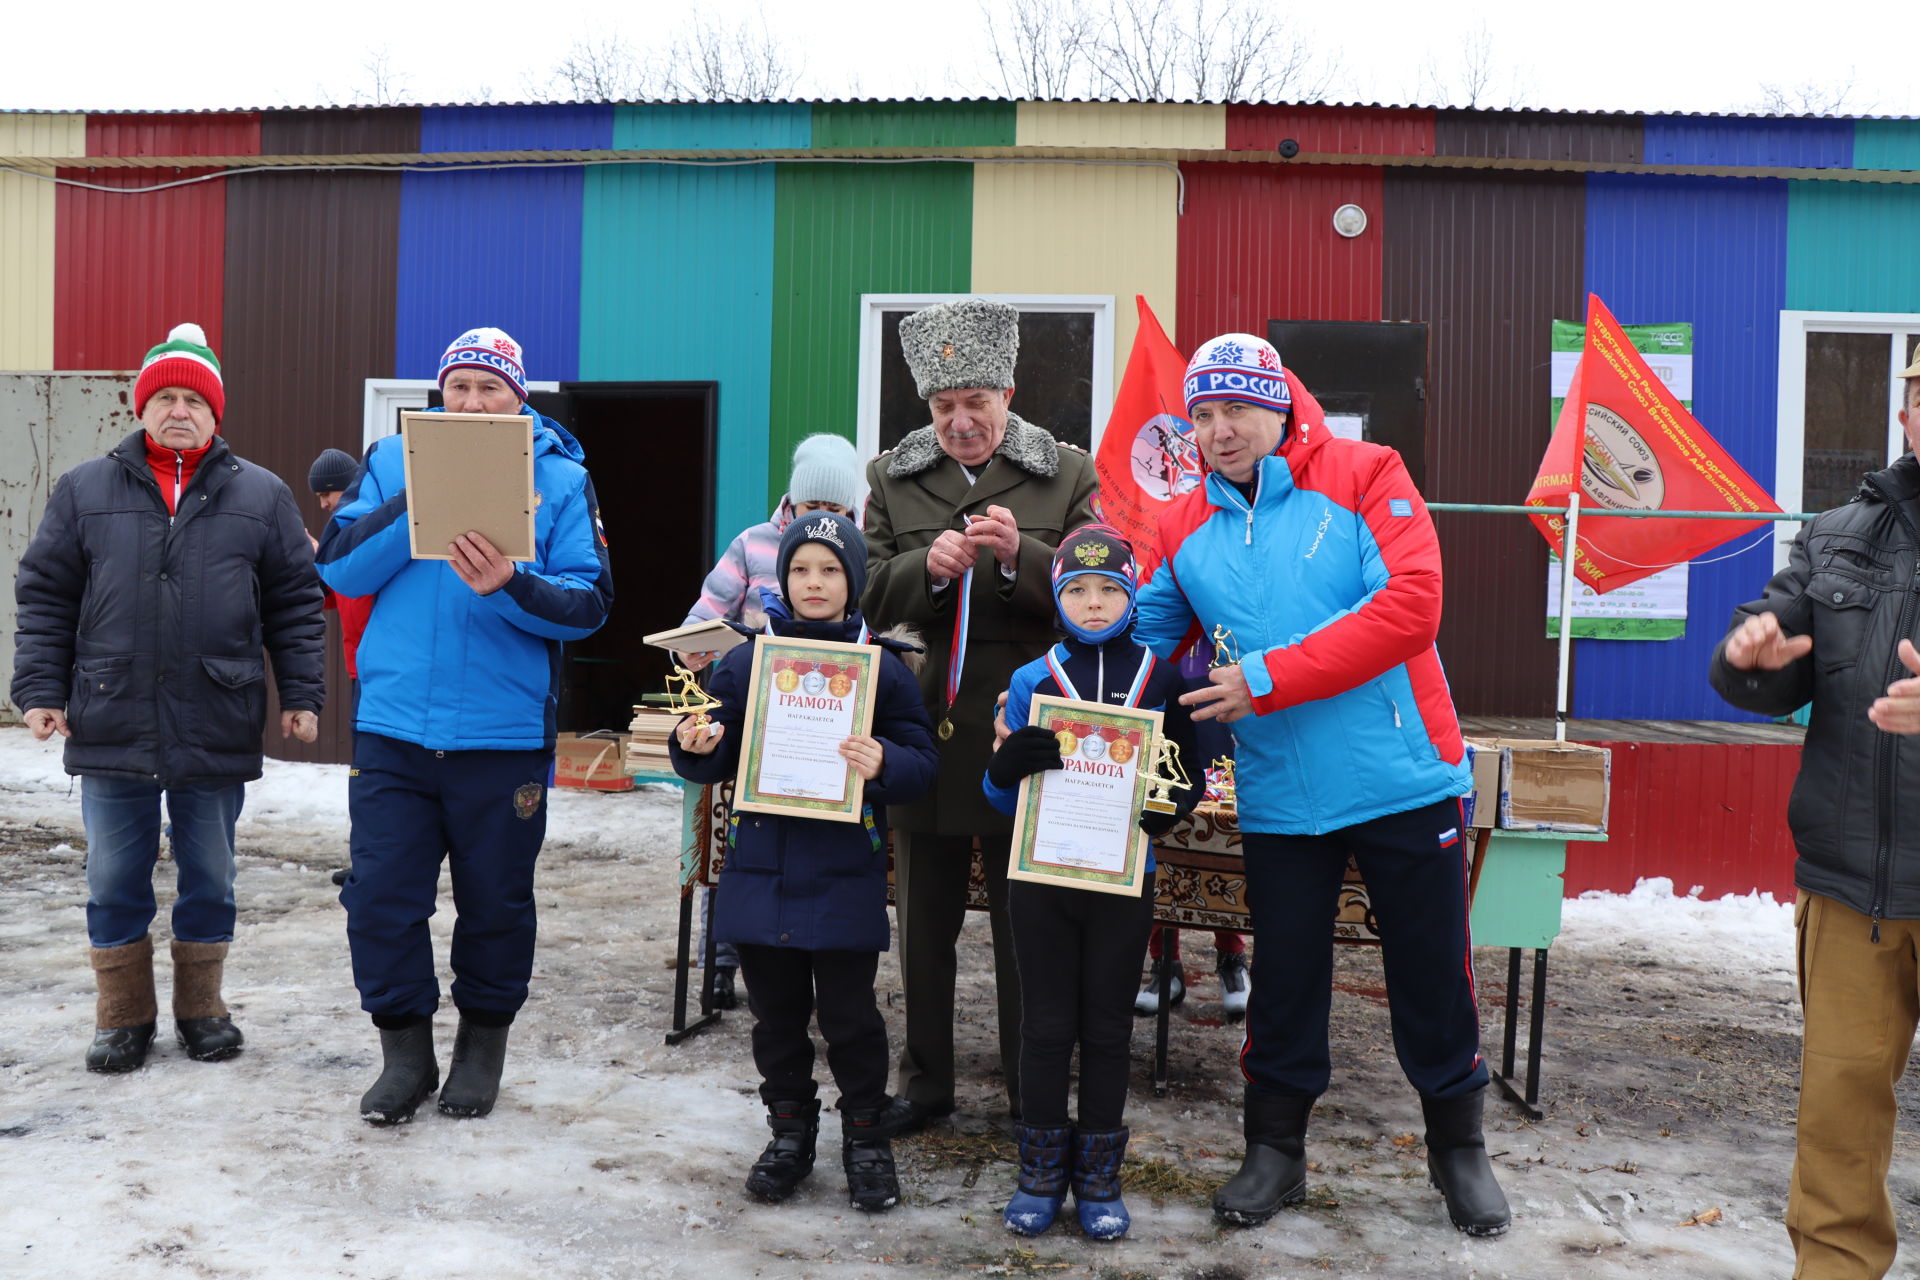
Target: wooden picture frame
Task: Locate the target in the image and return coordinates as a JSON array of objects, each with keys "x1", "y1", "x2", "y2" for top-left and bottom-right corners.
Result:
[{"x1": 400, "y1": 410, "x2": 536, "y2": 562}]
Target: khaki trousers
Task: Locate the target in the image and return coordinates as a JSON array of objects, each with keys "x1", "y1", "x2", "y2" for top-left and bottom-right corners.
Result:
[
  {"x1": 1790, "y1": 891, "x2": 1920, "y2": 1280},
  {"x1": 892, "y1": 831, "x2": 1022, "y2": 1114}
]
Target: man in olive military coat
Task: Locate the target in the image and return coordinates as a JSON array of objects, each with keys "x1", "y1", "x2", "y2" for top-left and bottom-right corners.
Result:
[{"x1": 860, "y1": 298, "x2": 1098, "y2": 1131}]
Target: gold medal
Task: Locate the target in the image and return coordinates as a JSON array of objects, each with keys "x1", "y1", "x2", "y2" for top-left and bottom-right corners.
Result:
[
  {"x1": 1055, "y1": 729, "x2": 1079, "y2": 757},
  {"x1": 938, "y1": 717, "x2": 955, "y2": 741}
]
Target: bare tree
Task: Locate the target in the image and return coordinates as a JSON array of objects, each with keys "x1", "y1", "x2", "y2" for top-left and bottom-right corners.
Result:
[
  {"x1": 659, "y1": 9, "x2": 804, "y2": 102},
  {"x1": 1753, "y1": 69, "x2": 1866, "y2": 116},
  {"x1": 547, "y1": 29, "x2": 653, "y2": 102},
  {"x1": 361, "y1": 48, "x2": 410, "y2": 106},
  {"x1": 981, "y1": 0, "x2": 1096, "y2": 99},
  {"x1": 1180, "y1": 0, "x2": 1336, "y2": 103},
  {"x1": 1419, "y1": 20, "x2": 1529, "y2": 109}
]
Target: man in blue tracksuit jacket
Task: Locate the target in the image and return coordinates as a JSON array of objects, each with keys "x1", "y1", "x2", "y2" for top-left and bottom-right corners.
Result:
[{"x1": 317, "y1": 327, "x2": 613, "y2": 1125}]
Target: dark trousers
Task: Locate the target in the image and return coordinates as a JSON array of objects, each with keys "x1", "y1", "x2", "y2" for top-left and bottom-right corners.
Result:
[
  {"x1": 893, "y1": 830, "x2": 1023, "y2": 1113},
  {"x1": 735, "y1": 944, "x2": 888, "y2": 1113},
  {"x1": 1008, "y1": 872, "x2": 1157, "y2": 1131},
  {"x1": 1240, "y1": 796, "x2": 1488, "y2": 1100},
  {"x1": 343, "y1": 732, "x2": 552, "y2": 1021}
]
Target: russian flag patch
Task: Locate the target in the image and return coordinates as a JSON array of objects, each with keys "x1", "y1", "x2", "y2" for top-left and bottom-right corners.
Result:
[
  {"x1": 1438, "y1": 827, "x2": 1460, "y2": 848},
  {"x1": 1389, "y1": 498, "x2": 1413, "y2": 517}
]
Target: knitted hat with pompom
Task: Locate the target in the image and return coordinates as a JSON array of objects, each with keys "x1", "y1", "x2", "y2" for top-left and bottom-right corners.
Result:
[{"x1": 135, "y1": 322, "x2": 224, "y2": 422}]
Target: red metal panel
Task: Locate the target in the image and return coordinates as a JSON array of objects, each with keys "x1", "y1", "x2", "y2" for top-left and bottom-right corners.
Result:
[
  {"x1": 1226, "y1": 105, "x2": 1434, "y2": 156},
  {"x1": 87, "y1": 112, "x2": 260, "y2": 158},
  {"x1": 1176, "y1": 163, "x2": 1382, "y2": 351},
  {"x1": 1561, "y1": 741, "x2": 1801, "y2": 900}
]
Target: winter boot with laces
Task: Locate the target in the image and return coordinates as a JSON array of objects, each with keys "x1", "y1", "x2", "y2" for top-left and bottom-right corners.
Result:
[
  {"x1": 745, "y1": 1099, "x2": 820, "y2": 1202},
  {"x1": 1003, "y1": 1122, "x2": 1072, "y2": 1236},
  {"x1": 438, "y1": 1016, "x2": 510, "y2": 1118},
  {"x1": 1072, "y1": 1127, "x2": 1133, "y2": 1240},
  {"x1": 360, "y1": 1018, "x2": 439, "y2": 1125},
  {"x1": 86, "y1": 936, "x2": 158, "y2": 1073},
  {"x1": 1213, "y1": 1087, "x2": 1312, "y2": 1226},
  {"x1": 841, "y1": 1108, "x2": 900, "y2": 1211},
  {"x1": 1216, "y1": 947, "x2": 1251, "y2": 1023},
  {"x1": 172, "y1": 939, "x2": 244, "y2": 1061},
  {"x1": 1131, "y1": 956, "x2": 1186, "y2": 1016},
  {"x1": 1422, "y1": 1089, "x2": 1511, "y2": 1236}
]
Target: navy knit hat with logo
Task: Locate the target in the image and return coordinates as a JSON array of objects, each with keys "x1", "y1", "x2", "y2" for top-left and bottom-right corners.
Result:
[
  {"x1": 135, "y1": 323, "x2": 224, "y2": 422},
  {"x1": 776, "y1": 509, "x2": 869, "y2": 614},
  {"x1": 438, "y1": 327, "x2": 528, "y2": 401},
  {"x1": 1183, "y1": 332, "x2": 1292, "y2": 420},
  {"x1": 1051, "y1": 523, "x2": 1140, "y2": 644}
]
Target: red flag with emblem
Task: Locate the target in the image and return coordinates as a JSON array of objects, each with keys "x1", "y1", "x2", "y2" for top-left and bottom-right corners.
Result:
[
  {"x1": 1093, "y1": 297, "x2": 1192, "y2": 572},
  {"x1": 1525, "y1": 293, "x2": 1781, "y2": 594}
]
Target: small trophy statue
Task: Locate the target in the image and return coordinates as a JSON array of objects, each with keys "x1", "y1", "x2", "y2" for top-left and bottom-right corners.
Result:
[
  {"x1": 1209, "y1": 624, "x2": 1241, "y2": 669},
  {"x1": 1209, "y1": 755, "x2": 1238, "y2": 810},
  {"x1": 664, "y1": 664, "x2": 721, "y2": 720},
  {"x1": 1141, "y1": 732, "x2": 1192, "y2": 815}
]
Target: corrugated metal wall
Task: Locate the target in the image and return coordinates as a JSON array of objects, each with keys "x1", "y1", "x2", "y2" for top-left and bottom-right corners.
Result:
[
  {"x1": 581, "y1": 159, "x2": 778, "y2": 555},
  {"x1": 395, "y1": 106, "x2": 611, "y2": 383},
  {"x1": 1852, "y1": 119, "x2": 1920, "y2": 169},
  {"x1": 614, "y1": 103, "x2": 810, "y2": 150},
  {"x1": 971, "y1": 161, "x2": 1178, "y2": 384},
  {"x1": 1225, "y1": 104, "x2": 1434, "y2": 156},
  {"x1": 1382, "y1": 170, "x2": 1587, "y2": 717},
  {"x1": 768, "y1": 162, "x2": 973, "y2": 509},
  {"x1": 1786, "y1": 181, "x2": 1920, "y2": 310},
  {"x1": 1018, "y1": 102, "x2": 1223, "y2": 149},
  {"x1": 1176, "y1": 162, "x2": 1382, "y2": 352},
  {"x1": 816, "y1": 101, "x2": 1014, "y2": 148},
  {"x1": 1581, "y1": 174, "x2": 1789, "y2": 721},
  {"x1": 55, "y1": 113, "x2": 258, "y2": 370},
  {"x1": 1643, "y1": 115, "x2": 1853, "y2": 168},
  {"x1": 1436, "y1": 110, "x2": 1641, "y2": 163},
  {"x1": 0, "y1": 115, "x2": 81, "y2": 370}
]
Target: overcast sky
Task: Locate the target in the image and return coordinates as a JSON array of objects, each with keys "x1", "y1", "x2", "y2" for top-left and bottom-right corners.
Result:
[{"x1": 7, "y1": 0, "x2": 1913, "y2": 118}]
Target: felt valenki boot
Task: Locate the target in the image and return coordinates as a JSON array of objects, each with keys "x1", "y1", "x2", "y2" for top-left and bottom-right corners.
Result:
[
  {"x1": 171, "y1": 940, "x2": 244, "y2": 1061},
  {"x1": 1422, "y1": 1089, "x2": 1511, "y2": 1236},
  {"x1": 1003, "y1": 1122, "x2": 1072, "y2": 1236},
  {"x1": 86, "y1": 936, "x2": 158, "y2": 1072},
  {"x1": 1072, "y1": 1127, "x2": 1133, "y2": 1240},
  {"x1": 1213, "y1": 1087, "x2": 1312, "y2": 1226},
  {"x1": 744, "y1": 1099, "x2": 821, "y2": 1202}
]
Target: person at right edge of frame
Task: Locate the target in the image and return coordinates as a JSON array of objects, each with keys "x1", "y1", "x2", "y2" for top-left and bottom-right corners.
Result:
[
  {"x1": 1131, "y1": 332, "x2": 1509, "y2": 1237},
  {"x1": 1709, "y1": 354, "x2": 1920, "y2": 1280},
  {"x1": 317, "y1": 327, "x2": 614, "y2": 1126}
]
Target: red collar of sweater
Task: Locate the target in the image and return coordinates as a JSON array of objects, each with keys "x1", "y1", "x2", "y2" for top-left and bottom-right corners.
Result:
[{"x1": 143, "y1": 432, "x2": 218, "y2": 515}]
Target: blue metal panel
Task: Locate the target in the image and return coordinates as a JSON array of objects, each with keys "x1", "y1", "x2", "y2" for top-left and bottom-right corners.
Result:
[
  {"x1": 1577, "y1": 174, "x2": 1790, "y2": 722},
  {"x1": 395, "y1": 167, "x2": 585, "y2": 382},
  {"x1": 419, "y1": 105, "x2": 613, "y2": 153},
  {"x1": 1643, "y1": 115, "x2": 1851, "y2": 169},
  {"x1": 580, "y1": 163, "x2": 776, "y2": 556},
  {"x1": 612, "y1": 104, "x2": 811, "y2": 151}
]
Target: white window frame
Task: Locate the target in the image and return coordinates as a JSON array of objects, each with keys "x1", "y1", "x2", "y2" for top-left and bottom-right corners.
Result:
[
  {"x1": 1775, "y1": 310, "x2": 1920, "y2": 572},
  {"x1": 361, "y1": 377, "x2": 562, "y2": 451},
  {"x1": 854, "y1": 294, "x2": 1116, "y2": 463}
]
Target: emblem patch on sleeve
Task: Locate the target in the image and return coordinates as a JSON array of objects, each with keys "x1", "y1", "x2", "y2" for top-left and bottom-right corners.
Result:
[
  {"x1": 513, "y1": 782, "x2": 545, "y2": 819},
  {"x1": 1388, "y1": 498, "x2": 1413, "y2": 517}
]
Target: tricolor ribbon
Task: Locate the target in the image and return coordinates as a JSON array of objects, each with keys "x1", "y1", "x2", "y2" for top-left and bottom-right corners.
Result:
[
  {"x1": 944, "y1": 562, "x2": 973, "y2": 721},
  {"x1": 1044, "y1": 643, "x2": 1155, "y2": 709}
]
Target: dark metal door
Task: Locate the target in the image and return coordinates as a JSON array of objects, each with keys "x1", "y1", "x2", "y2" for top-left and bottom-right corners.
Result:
[{"x1": 1267, "y1": 320, "x2": 1428, "y2": 492}]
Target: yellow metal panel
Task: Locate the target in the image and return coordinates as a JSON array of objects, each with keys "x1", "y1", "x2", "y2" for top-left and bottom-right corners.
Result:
[
  {"x1": 0, "y1": 115, "x2": 82, "y2": 370},
  {"x1": 1015, "y1": 102, "x2": 1225, "y2": 150},
  {"x1": 970, "y1": 161, "x2": 1179, "y2": 385}
]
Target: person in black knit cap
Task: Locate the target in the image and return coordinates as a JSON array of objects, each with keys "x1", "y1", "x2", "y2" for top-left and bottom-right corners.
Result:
[{"x1": 983, "y1": 524, "x2": 1200, "y2": 1240}]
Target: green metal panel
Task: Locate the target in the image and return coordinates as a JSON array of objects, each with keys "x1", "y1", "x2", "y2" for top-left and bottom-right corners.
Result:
[
  {"x1": 1786, "y1": 180, "x2": 1920, "y2": 311},
  {"x1": 810, "y1": 101, "x2": 1015, "y2": 149},
  {"x1": 1468, "y1": 831, "x2": 1586, "y2": 950},
  {"x1": 581, "y1": 162, "x2": 777, "y2": 557},
  {"x1": 612, "y1": 103, "x2": 811, "y2": 150},
  {"x1": 769, "y1": 162, "x2": 973, "y2": 508},
  {"x1": 1853, "y1": 120, "x2": 1920, "y2": 171}
]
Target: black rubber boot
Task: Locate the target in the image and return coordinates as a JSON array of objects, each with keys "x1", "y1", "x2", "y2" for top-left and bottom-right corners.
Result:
[
  {"x1": 360, "y1": 1019, "x2": 439, "y2": 1125},
  {"x1": 438, "y1": 1019, "x2": 510, "y2": 1118},
  {"x1": 87, "y1": 937, "x2": 158, "y2": 1074},
  {"x1": 744, "y1": 1099, "x2": 821, "y2": 1202},
  {"x1": 710, "y1": 966, "x2": 738, "y2": 1011},
  {"x1": 172, "y1": 940, "x2": 243, "y2": 1062},
  {"x1": 1422, "y1": 1090, "x2": 1511, "y2": 1236},
  {"x1": 1213, "y1": 1088, "x2": 1312, "y2": 1226},
  {"x1": 842, "y1": 1108, "x2": 900, "y2": 1212},
  {"x1": 87, "y1": 1023, "x2": 158, "y2": 1073}
]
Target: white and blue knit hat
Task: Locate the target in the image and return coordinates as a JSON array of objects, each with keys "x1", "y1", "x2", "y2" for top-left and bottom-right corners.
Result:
[
  {"x1": 438, "y1": 327, "x2": 528, "y2": 401},
  {"x1": 1183, "y1": 332, "x2": 1292, "y2": 418},
  {"x1": 787, "y1": 434, "x2": 861, "y2": 510}
]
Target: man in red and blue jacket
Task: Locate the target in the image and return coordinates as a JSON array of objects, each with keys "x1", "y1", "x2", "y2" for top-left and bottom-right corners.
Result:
[{"x1": 1132, "y1": 332, "x2": 1508, "y2": 1238}]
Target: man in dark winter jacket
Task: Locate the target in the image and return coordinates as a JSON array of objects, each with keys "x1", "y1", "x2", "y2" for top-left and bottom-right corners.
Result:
[
  {"x1": 1711, "y1": 361, "x2": 1920, "y2": 1280},
  {"x1": 12, "y1": 322, "x2": 325, "y2": 1074}
]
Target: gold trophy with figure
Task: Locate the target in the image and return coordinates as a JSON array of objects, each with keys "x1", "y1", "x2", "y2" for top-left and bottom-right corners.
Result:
[
  {"x1": 1209, "y1": 756, "x2": 1238, "y2": 811},
  {"x1": 1141, "y1": 731, "x2": 1193, "y2": 815},
  {"x1": 664, "y1": 664, "x2": 722, "y2": 720},
  {"x1": 1209, "y1": 623, "x2": 1241, "y2": 669}
]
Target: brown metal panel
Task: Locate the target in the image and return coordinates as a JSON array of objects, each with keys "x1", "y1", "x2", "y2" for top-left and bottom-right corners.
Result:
[
  {"x1": 1382, "y1": 169, "x2": 1586, "y2": 717},
  {"x1": 223, "y1": 171, "x2": 401, "y2": 763},
  {"x1": 259, "y1": 108, "x2": 420, "y2": 156},
  {"x1": 1435, "y1": 110, "x2": 1642, "y2": 163}
]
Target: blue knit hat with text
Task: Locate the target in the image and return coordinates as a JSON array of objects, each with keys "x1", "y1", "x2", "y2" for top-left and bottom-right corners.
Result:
[
  {"x1": 1183, "y1": 332, "x2": 1292, "y2": 418},
  {"x1": 438, "y1": 327, "x2": 528, "y2": 401},
  {"x1": 776, "y1": 509, "x2": 869, "y2": 615}
]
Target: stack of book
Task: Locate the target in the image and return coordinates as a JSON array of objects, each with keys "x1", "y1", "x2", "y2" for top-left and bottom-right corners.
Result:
[{"x1": 627, "y1": 705, "x2": 682, "y2": 775}]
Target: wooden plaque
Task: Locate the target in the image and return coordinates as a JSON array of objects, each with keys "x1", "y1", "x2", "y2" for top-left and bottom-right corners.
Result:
[{"x1": 399, "y1": 411, "x2": 536, "y2": 562}]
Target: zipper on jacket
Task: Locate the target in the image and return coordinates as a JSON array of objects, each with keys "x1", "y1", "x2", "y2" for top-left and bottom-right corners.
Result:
[
  {"x1": 1863, "y1": 472, "x2": 1920, "y2": 939},
  {"x1": 1097, "y1": 646, "x2": 1106, "y2": 702},
  {"x1": 1391, "y1": 699, "x2": 1403, "y2": 728},
  {"x1": 171, "y1": 452, "x2": 183, "y2": 527}
]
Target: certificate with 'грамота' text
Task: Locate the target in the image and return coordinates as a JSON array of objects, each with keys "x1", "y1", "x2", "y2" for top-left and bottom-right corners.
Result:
[
  {"x1": 732, "y1": 634, "x2": 882, "y2": 824},
  {"x1": 1008, "y1": 694, "x2": 1156, "y2": 896}
]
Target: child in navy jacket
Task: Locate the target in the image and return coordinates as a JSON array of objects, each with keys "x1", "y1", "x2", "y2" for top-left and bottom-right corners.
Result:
[
  {"x1": 982, "y1": 525, "x2": 1201, "y2": 1240},
  {"x1": 671, "y1": 511, "x2": 938, "y2": 1213}
]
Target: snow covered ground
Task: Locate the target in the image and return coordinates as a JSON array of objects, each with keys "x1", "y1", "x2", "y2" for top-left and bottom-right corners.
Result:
[{"x1": 1, "y1": 725, "x2": 1915, "y2": 1279}]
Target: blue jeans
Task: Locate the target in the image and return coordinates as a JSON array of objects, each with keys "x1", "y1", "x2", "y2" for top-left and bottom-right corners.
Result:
[{"x1": 81, "y1": 776, "x2": 246, "y2": 948}]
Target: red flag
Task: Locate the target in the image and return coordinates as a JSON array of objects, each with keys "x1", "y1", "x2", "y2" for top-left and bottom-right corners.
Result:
[
  {"x1": 1525, "y1": 293, "x2": 1781, "y2": 594},
  {"x1": 1093, "y1": 297, "x2": 1193, "y2": 572}
]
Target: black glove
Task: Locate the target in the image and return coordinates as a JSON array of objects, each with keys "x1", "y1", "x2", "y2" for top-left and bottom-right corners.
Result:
[
  {"x1": 988, "y1": 725, "x2": 1065, "y2": 788},
  {"x1": 1139, "y1": 807, "x2": 1181, "y2": 838}
]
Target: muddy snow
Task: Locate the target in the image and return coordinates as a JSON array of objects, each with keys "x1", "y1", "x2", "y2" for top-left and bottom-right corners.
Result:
[{"x1": 2, "y1": 726, "x2": 1916, "y2": 1279}]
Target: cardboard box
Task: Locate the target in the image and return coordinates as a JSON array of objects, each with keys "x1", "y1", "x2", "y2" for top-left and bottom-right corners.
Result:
[
  {"x1": 1472, "y1": 737, "x2": 1610, "y2": 833},
  {"x1": 1462, "y1": 740, "x2": 1501, "y2": 828},
  {"x1": 555, "y1": 731, "x2": 634, "y2": 791}
]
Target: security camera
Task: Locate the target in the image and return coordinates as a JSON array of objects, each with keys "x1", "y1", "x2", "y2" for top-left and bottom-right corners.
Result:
[{"x1": 1277, "y1": 138, "x2": 1300, "y2": 159}]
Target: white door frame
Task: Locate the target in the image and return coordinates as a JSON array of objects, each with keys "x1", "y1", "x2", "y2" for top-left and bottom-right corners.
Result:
[{"x1": 362, "y1": 378, "x2": 563, "y2": 451}]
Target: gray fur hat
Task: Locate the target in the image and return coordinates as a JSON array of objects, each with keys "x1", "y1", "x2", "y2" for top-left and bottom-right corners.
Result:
[{"x1": 899, "y1": 298, "x2": 1020, "y2": 399}]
